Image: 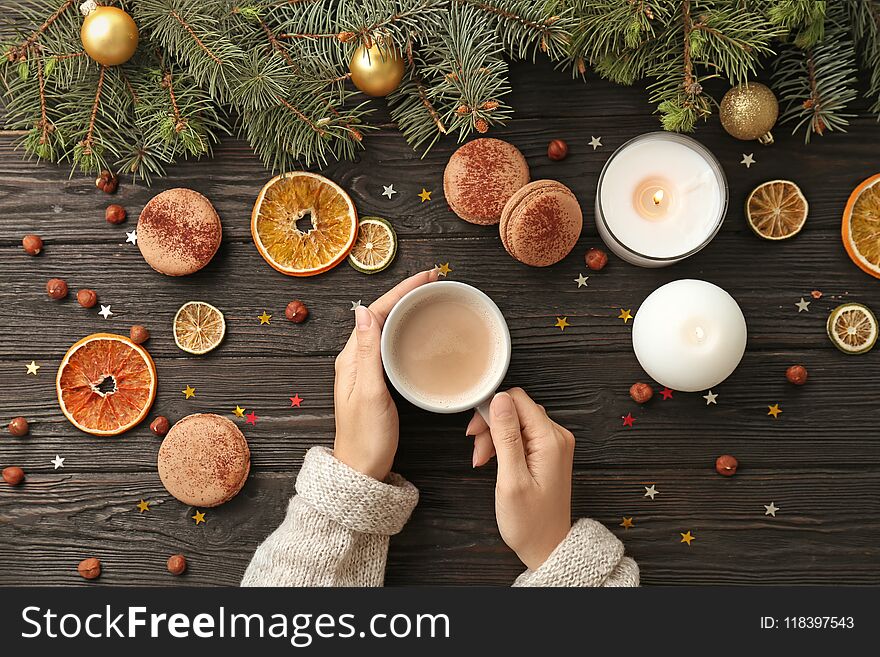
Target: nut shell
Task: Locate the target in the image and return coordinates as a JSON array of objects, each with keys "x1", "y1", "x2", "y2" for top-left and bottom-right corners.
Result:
[
  {"x1": 77, "y1": 289, "x2": 98, "y2": 308},
  {"x1": 150, "y1": 416, "x2": 170, "y2": 436},
  {"x1": 22, "y1": 234, "x2": 43, "y2": 255},
  {"x1": 77, "y1": 557, "x2": 101, "y2": 580},
  {"x1": 785, "y1": 364, "x2": 808, "y2": 385},
  {"x1": 285, "y1": 300, "x2": 309, "y2": 323},
  {"x1": 547, "y1": 139, "x2": 569, "y2": 161},
  {"x1": 585, "y1": 247, "x2": 608, "y2": 271},
  {"x1": 8, "y1": 417, "x2": 29, "y2": 437},
  {"x1": 46, "y1": 278, "x2": 68, "y2": 300},
  {"x1": 629, "y1": 382, "x2": 654, "y2": 404},
  {"x1": 130, "y1": 325, "x2": 150, "y2": 344},
  {"x1": 715, "y1": 455, "x2": 738, "y2": 477},
  {"x1": 167, "y1": 554, "x2": 187, "y2": 576},
  {"x1": 105, "y1": 204, "x2": 127, "y2": 224},
  {"x1": 2, "y1": 466, "x2": 25, "y2": 485}
]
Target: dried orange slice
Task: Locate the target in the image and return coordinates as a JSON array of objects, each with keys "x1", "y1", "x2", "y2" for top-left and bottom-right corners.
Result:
[
  {"x1": 251, "y1": 172, "x2": 358, "y2": 276},
  {"x1": 842, "y1": 173, "x2": 880, "y2": 278},
  {"x1": 746, "y1": 180, "x2": 808, "y2": 240},
  {"x1": 56, "y1": 333, "x2": 157, "y2": 436},
  {"x1": 173, "y1": 301, "x2": 226, "y2": 355}
]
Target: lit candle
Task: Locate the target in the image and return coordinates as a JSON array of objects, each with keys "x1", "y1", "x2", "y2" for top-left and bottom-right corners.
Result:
[
  {"x1": 596, "y1": 133, "x2": 728, "y2": 267},
  {"x1": 632, "y1": 280, "x2": 747, "y2": 392}
]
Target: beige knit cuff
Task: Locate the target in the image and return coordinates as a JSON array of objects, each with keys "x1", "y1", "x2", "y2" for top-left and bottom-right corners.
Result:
[
  {"x1": 513, "y1": 518, "x2": 628, "y2": 587},
  {"x1": 295, "y1": 446, "x2": 419, "y2": 536}
]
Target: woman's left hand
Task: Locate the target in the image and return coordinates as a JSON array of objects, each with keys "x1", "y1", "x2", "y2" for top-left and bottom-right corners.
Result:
[{"x1": 333, "y1": 269, "x2": 439, "y2": 481}]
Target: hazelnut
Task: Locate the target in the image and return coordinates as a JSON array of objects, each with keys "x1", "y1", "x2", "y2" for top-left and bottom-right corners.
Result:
[
  {"x1": 8, "y1": 417, "x2": 29, "y2": 437},
  {"x1": 3, "y1": 466, "x2": 25, "y2": 485},
  {"x1": 95, "y1": 170, "x2": 118, "y2": 194},
  {"x1": 104, "y1": 204, "x2": 127, "y2": 224},
  {"x1": 167, "y1": 554, "x2": 187, "y2": 576},
  {"x1": 585, "y1": 247, "x2": 608, "y2": 271},
  {"x1": 46, "y1": 278, "x2": 68, "y2": 300},
  {"x1": 547, "y1": 138, "x2": 569, "y2": 161},
  {"x1": 785, "y1": 364, "x2": 808, "y2": 385},
  {"x1": 77, "y1": 557, "x2": 101, "y2": 580},
  {"x1": 629, "y1": 382, "x2": 653, "y2": 404},
  {"x1": 150, "y1": 416, "x2": 170, "y2": 436},
  {"x1": 715, "y1": 454, "x2": 738, "y2": 477},
  {"x1": 77, "y1": 289, "x2": 98, "y2": 308},
  {"x1": 285, "y1": 300, "x2": 309, "y2": 323},
  {"x1": 129, "y1": 325, "x2": 150, "y2": 344},
  {"x1": 22, "y1": 234, "x2": 43, "y2": 255}
]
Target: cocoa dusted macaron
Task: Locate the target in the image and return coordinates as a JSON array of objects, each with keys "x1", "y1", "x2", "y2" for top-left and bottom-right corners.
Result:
[
  {"x1": 499, "y1": 180, "x2": 583, "y2": 267},
  {"x1": 443, "y1": 138, "x2": 529, "y2": 225},
  {"x1": 137, "y1": 188, "x2": 221, "y2": 276},
  {"x1": 158, "y1": 413, "x2": 250, "y2": 507}
]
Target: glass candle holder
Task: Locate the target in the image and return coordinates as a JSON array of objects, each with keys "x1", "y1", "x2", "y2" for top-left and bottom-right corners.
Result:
[{"x1": 595, "y1": 132, "x2": 728, "y2": 268}]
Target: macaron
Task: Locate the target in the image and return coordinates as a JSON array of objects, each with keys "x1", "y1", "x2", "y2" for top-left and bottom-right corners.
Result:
[
  {"x1": 158, "y1": 413, "x2": 250, "y2": 507},
  {"x1": 137, "y1": 188, "x2": 221, "y2": 276},
  {"x1": 499, "y1": 180, "x2": 583, "y2": 267},
  {"x1": 443, "y1": 138, "x2": 530, "y2": 225}
]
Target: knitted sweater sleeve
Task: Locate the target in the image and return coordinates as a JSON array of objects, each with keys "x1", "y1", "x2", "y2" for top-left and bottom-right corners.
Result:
[
  {"x1": 512, "y1": 518, "x2": 639, "y2": 587},
  {"x1": 241, "y1": 446, "x2": 419, "y2": 587}
]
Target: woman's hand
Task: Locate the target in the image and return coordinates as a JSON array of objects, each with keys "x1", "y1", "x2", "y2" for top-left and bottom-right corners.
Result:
[
  {"x1": 333, "y1": 269, "x2": 439, "y2": 481},
  {"x1": 467, "y1": 388, "x2": 574, "y2": 570}
]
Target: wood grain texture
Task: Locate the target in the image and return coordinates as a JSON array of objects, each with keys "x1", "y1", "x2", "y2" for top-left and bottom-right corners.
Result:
[{"x1": 1, "y1": 59, "x2": 878, "y2": 586}]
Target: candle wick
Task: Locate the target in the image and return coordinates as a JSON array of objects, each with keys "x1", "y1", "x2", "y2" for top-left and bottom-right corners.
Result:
[
  {"x1": 652, "y1": 189, "x2": 664, "y2": 205},
  {"x1": 695, "y1": 326, "x2": 705, "y2": 341}
]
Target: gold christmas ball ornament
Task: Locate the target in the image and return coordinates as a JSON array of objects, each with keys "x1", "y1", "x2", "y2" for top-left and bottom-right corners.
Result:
[
  {"x1": 81, "y1": 5, "x2": 139, "y2": 67},
  {"x1": 719, "y1": 82, "x2": 779, "y2": 145},
  {"x1": 348, "y1": 40, "x2": 405, "y2": 97}
]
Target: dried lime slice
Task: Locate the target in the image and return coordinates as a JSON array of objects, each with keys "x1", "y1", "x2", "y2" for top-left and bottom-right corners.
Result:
[
  {"x1": 173, "y1": 301, "x2": 226, "y2": 355},
  {"x1": 826, "y1": 302, "x2": 877, "y2": 354},
  {"x1": 348, "y1": 216, "x2": 397, "y2": 274}
]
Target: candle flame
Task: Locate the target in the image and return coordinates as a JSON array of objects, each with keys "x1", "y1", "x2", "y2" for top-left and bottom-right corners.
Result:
[{"x1": 652, "y1": 189, "x2": 665, "y2": 205}]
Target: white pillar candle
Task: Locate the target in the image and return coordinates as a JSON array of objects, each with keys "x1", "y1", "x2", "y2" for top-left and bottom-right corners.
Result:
[
  {"x1": 632, "y1": 280, "x2": 747, "y2": 392},
  {"x1": 596, "y1": 133, "x2": 728, "y2": 267}
]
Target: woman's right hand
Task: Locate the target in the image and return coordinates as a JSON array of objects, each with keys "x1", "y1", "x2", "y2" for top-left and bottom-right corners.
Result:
[{"x1": 466, "y1": 388, "x2": 575, "y2": 571}]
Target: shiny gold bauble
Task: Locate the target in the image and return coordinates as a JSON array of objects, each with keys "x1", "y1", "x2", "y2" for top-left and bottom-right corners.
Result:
[
  {"x1": 81, "y1": 6, "x2": 139, "y2": 67},
  {"x1": 348, "y1": 41, "x2": 405, "y2": 97},
  {"x1": 719, "y1": 82, "x2": 778, "y2": 144}
]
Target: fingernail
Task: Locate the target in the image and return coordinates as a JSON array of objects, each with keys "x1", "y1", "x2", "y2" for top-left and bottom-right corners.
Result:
[
  {"x1": 355, "y1": 305, "x2": 372, "y2": 330},
  {"x1": 491, "y1": 392, "x2": 513, "y2": 418},
  {"x1": 465, "y1": 416, "x2": 479, "y2": 436},
  {"x1": 472, "y1": 452, "x2": 478, "y2": 468},
  {"x1": 426, "y1": 268, "x2": 440, "y2": 281}
]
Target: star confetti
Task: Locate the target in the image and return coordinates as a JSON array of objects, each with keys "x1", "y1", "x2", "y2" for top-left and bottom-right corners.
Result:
[
  {"x1": 192, "y1": 510, "x2": 206, "y2": 524},
  {"x1": 589, "y1": 136, "x2": 602, "y2": 150},
  {"x1": 622, "y1": 413, "x2": 635, "y2": 427},
  {"x1": 740, "y1": 153, "x2": 755, "y2": 168},
  {"x1": 644, "y1": 485, "x2": 658, "y2": 500},
  {"x1": 618, "y1": 309, "x2": 633, "y2": 323},
  {"x1": 290, "y1": 394, "x2": 303, "y2": 408},
  {"x1": 98, "y1": 305, "x2": 113, "y2": 319},
  {"x1": 258, "y1": 311, "x2": 272, "y2": 325},
  {"x1": 620, "y1": 517, "x2": 634, "y2": 529},
  {"x1": 137, "y1": 500, "x2": 150, "y2": 513},
  {"x1": 795, "y1": 297, "x2": 811, "y2": 312},
  {"x1": 350, "y1": 300, "x2": 362, "y2": 311},
  {"x1": 182, "y1": 385, "x2": 196, "y2": 399},
  {"x1": 382, "y1": 184, "x2": 397, "y2": 199},
  {"x1": 125, "y1": 230, "x2": 138, "y2": 245},
  {"x1": 436, "y1": 262, "x2": 452, "y2": 276},
  {"x1": 811, "y1": 290, "x2": 823, "y2": 299},
  {"x1": 764, "y1": 502, "x2": 779, "y2": 517},
  {"x1": 26, "y1": 360, "x2": 40, "y2": 375},
  {"x1": 574, "y1": 273, "x2": 589, "y2": 288},
  {"x1": 246, "y1": 411, "x2": 258, "y2": 425},
  {"x1": 660, "y1": 387, "x2": 674, "y2": 400},
  {"x1": 233, "y1": 405, "x2": 245, "y2": 418},
  {"x1": 51, "y1": 455, "x2": 65, "y2": 469},
  {"x1": 703, "y1": 390, "x2": 718, "y2": 405},
  {"x1": 418, "y1": 188, "x2": 432, "y2": 202},
  {"x1": 680, "y1": 531, "x2": 695, "y2": 546},
  {"x1": 554, "y1": 316, "x2": 570, "y2": 331},
  {"x1": 767, "y1": 403, "x2": 782, "y2": 419}
]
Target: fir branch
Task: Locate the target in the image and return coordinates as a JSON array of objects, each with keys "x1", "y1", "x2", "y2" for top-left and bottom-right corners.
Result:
[
  {"x1": 80, "y1": 65, "x2": 106, "y2": 158},
  {"x1": 7, "y1": 0, "x2": 77, "y2": 61}
]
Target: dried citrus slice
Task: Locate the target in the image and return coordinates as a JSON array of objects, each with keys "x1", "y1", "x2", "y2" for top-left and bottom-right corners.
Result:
[
  {"x1": 349, "y1": 216, "x2": 397, "y2": 273},
  {"x1": 56, "y1": 333, "x2": 157, "y2": 436},
  {"x1": 173, "y1": 301, "x2": 226, "y2": 355},
  {"x1": 842, "y1": 173, "x2": 880, "y2": 278},
  {"x1": 826, "y1": 303, "x2": 877, "y2": 354},
  {"x1": 251, "y1": 172, "x2": 358, "y2": 276},
  {"x1": 746, "y1": 180, "x2": 808, "y2": 240}
]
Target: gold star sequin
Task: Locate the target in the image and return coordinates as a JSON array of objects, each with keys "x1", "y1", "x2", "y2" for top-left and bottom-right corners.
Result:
[
  {"x1": 620, "y1": 517, "x2": 634, "y2": 529},
  {"x1": 618, "y1": 309, "x2": 633, "y2": 323},
  {"x1": 680, "y1": 531, "x2": 695, "y2": 546},
  {"x1": 418, "y1": 188, "x2": 432, "y2": 202},
  {"x1": 182, "y1": 385, "x2": 196, "y2": 399},
  {"x1": 26, "y1": 360, "x2": 40, "y2": 375},
  {"x1": 436, "y1": 262, "x2": 452, "y2": 276},
  {"x1": 258, "y1": 311, "x2": 272, "y2": 325},
  {"x1": 767, "y1": 403, "x2": 782, "y2": 419},
  {"x1": 136, "y1": 500, "x2": 150, "y2": 513},
  {"x1": 192, "y1": 510, "x2": 206, "y2": 525},
  {"x1": 233, "y1": 405, "x2": 245, "y2": 418},
  {"x1": 554, "y1": 316, "x2": 570, "y2": 331}
]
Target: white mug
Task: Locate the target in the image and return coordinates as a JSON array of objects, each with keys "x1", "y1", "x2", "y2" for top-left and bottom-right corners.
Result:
[{"x1": 380, "y1": 281, "x2": 511, "y2": 420}]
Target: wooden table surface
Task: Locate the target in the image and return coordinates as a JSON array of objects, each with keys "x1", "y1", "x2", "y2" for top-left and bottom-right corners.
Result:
[{"x1": 1, "y1": 59, "x2": 879, "y2": 586}]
